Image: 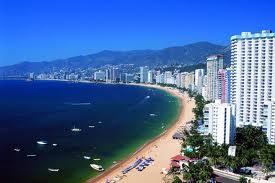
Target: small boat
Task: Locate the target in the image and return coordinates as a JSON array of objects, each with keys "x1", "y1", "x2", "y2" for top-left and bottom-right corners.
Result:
[
  {"x1": 71, "y1": 126, "x2": 82, "y2": 132},
  {"x1": 93, "y1": 158, "x2": 101, "y2": 161},
  {"x1": 90, "y1": 164, "x2": 104, "y2": 171},
  {"x1": 88, "y1": 125, "x2": 95, "y2": 128},
  {"x1": 113, "y1": 161, "x2": 117, "y2": 164},
  {"x1": 98, "y1": 121, "x2": 102, "y2": 124},
  {"x1": 52, "y1": 144, "x2": 58, "y2": 146},
  {"x1": 37, "y1": 141, "x2": 47, "y2": 145},
  {"x1": 149, "y1": 113, "x2": 157, "y2": 117},
  {"x1": 145, "y1": 96, "x2": 150, "y2": 99},
  {"x1": 48, "y1": 168, "x2": 59, "y2": 172},
  {"x1": 27, "y1": 154, "x2": 37, "y2": 157},
  {"x1": 14, "y1": 148, "x2": 21, "y2": 152},
  {"x1": 84, "y1": 156, "x2": 91, "y2": 160}
]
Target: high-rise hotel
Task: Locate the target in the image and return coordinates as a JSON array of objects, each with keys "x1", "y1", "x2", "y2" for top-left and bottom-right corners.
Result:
[
  {"x1": 206, "y1": 54, "x2": 224, "y2": 101},
  {"x1": 231, "y1": 30, "x2": 275, "y2": 144}
]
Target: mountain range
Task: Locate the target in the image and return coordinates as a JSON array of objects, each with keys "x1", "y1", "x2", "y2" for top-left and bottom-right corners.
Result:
[{"x1": 0, "y1": 41, "x2": 230, "y2": 75}]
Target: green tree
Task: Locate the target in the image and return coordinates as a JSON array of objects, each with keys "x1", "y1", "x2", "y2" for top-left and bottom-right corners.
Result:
[
  {"x1": 239, "y1": 176, "x2": 247, "y2": 183},
  {"x1": 182, "y1": 121, "x2": 206, "y2": 159},
  {"x1": 235, "y1": 125, "x2": 268, "y2": 149},
  {"x1": 182, "y1": 160, "x2": 213, "y2": 183},
  {"x1": 259, "y1": 145, "x2": 273, "y2": 176},
  {"x1": 192, "y1": 94, "x2": 206, "y2": 120},
  {"x1": 172, "y1": 176, "x2": 182, "y2": 183}
]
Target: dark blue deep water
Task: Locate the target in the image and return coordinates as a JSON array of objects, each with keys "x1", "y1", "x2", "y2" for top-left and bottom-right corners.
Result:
[{"x1": 0, "y1": 80, "x2": 179, "y2": 183}]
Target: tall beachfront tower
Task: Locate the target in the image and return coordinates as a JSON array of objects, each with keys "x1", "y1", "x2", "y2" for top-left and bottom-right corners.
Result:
[
  {"x1": 147, "y1": 70, "x2": 154, "y2": 83},
  {"x1": 140, "y1": 66, "x2": 148, "y2": 83},
  {"x1": 206, "y1": 55, "x2": 224, "y2": 101},
  {"x1": 217, "y1": 68, "x2": 231, "y2": 103},
  {"x1": 231, "y1": 30, "x2": 275, "y2": 129},
  {"x1": 195, "y1": 69, "x2": 205, "y2": 94}
]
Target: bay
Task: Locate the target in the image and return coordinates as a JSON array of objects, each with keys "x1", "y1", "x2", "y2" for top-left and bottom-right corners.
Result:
[{"x1": 0, "y1": 80, "x2": 179, "y2": 183}]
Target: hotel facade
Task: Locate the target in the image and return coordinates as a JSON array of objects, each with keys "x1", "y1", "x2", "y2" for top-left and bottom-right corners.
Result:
[
  {"x1": 206, "y1": 54, "x2": 224, "y2": 101},
  {"x1": 231, "y1": 30, "x2": 275, "y2": 144},
  {"x1": 203, "y1": 100, "x2": 236, "y2": 144}
]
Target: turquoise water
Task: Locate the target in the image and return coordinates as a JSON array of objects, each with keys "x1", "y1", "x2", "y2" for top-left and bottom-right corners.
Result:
[{"x1": 0, "y1": 80, "x2": 180, "y2": 183}]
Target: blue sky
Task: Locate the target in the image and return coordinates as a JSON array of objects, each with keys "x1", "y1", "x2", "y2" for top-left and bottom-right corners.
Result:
[{"x1": 0, "y1": 0, "x2": 275, "y2": 66}]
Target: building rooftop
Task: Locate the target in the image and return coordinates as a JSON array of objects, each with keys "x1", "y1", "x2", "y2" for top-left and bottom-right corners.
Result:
[
  {"x1": 207, "y1": 54, "x2": 224, "y2": 61},
  {"x1": 231, "y1": 30, "x2": 275, "y2": 40},
  {"x1": 171, "y1": 155, "x2": 191, "y2": 162}
]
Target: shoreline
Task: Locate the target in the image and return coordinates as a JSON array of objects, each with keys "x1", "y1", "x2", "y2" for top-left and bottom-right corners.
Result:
[{"x1": 87, "y1": 83, "x2": 195, "y2": 183}]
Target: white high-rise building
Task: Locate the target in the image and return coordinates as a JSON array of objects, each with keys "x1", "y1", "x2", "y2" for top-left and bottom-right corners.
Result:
[
  {"x1": 94, "y1": 70, "x2": 105, "y2": 81},
  {"x1": 184, "y1": 72, "x2": 195, "y2": 90},
  {"x1": 140, "y1": 66, "x2": 148, "y2": 83},
  {"x1": 29, "y1": 72, "x2": 35, "y2": 79},
  {"x1": 176, "y1": 73, "x2": 181, "y2": 88},
  {"x1": 156, "y1": 73, "x2": 164, "y2": 84},
  {"x1": 195, "y1": 69, "x2": 205, "y2": 94},
  {"x1": 217, "y1": 68, "x2": 231, "y2": 103},
  {"x1": 180, "y1": 72, "x2": 188, "y2": 88},
  {"x1": 164, "y1": 71, "x2": 175, "y2": 84},
  {"x1": 148, "y1": 70, "x2": 154, "y2": 83},
  {"x1": 206, "y1": 55, "x2": 224, "y2": 101},
  {"x1": 262, "y1": 98, "x2": 275, "y2": 144},
  {"x1": 105, "y1": 69, "x2": 111, "y2": 82},
  {"x1": 105, "y1": 67, "x2": 119, "y2": 82},
  {"x1": 203, "y1": 100, "x2": 236, "y2": 144},
  {"x1": 231, "y1": 30, "x2": 275, "y2": 128}
]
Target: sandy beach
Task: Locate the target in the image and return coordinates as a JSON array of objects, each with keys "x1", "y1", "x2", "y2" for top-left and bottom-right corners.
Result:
[{"x1": 87, "y1": 84, "x2": 195, "y2": 183}]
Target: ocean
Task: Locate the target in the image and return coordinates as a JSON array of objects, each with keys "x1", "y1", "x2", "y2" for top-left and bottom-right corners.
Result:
[{"x1": 0, "y1": 80, "x2": 180, "y2": 183}]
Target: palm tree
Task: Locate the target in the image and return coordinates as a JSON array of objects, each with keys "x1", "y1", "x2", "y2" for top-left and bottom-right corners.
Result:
[
  {"x1": 182, "y1": 160, "x2": 213, "y2": 183},
  {"x1": 259, "y1": 145, "x2": 273, "y2": 176}
]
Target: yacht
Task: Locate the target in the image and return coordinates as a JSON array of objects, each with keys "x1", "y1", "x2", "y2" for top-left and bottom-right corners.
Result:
[
  {"x1": 84, "y1": 156, "x2": 91, "y2": 160},
  {"x1": 27, "y1": 154, "x2": 37, "y2": 157},
  {"x1": 93, "y1": 158, "x2": 101, "y2": 161},
  {"x1": 37, "y1": 141, "x2": 47, "y2": 145},
  {"x1": 88, "y1": 125, "x2": 95, "y2": 128},
  {"x1": 71, "y1": 126, "x2": 82, "y2": 132},
  {"x1": 90, "y1": 164, "x2": 104, "y2": 171},
  {"x1": 48, "y1": 168, "x2": 59, "y2": 172},
  {"x1": 14, "y1": 148, "x2": 20, "y2": 152},
  {"x1": 52, "y1": 143, "x2": 58, "y2": 146}
]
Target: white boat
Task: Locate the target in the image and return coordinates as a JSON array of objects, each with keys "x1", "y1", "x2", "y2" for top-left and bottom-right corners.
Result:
[
  {"x1": 146, "y1": 96, "x2": 150, "y2": 99},
  {"x1": 88, "y1": 125, "x2": 95, "y2": 128},
  {"x1": 98, "y1": 121, "x2": 102, "y2": 124},
  {"x1": 48, "y1": 168, "x2": 59, "y2": 172},
  {"x1": 149, "y1": 113, "x2": 157, "y2": 117},
  {"x1": 14, "y1": 148, "x2": 21, "y2": 152},
  {"x1": 71, "y1": 126, "x2": 82, "y2": 132},
  {"x1": 93, "y1": 158, "x2": 101, "y2": 161},
  {"x1": 52, "y1": 143, "x2": 58, "y2": 146},
  {"x1": 27, "y1": 154, "x2": 37, "y2": 157},
  {"x1": 84, "y1": 156, "x2": 91, "y2": 160},
  {"x1": 90, "y1": 164, "x2": 104, "y2": 171},
  {"x1": 37, "y1": 141, "x2": 47, "y2": 145}
]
